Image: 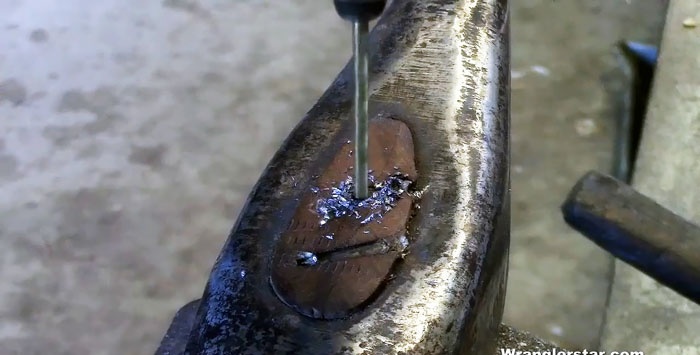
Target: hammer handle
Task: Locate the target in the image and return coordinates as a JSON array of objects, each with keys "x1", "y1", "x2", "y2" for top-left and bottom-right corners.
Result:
[{"x1": 562, "y1": 170, "x2": 700, "y2": 304}]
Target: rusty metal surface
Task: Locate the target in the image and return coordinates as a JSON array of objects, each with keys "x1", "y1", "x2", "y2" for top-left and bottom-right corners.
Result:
[
  {"x1": 563, "y1": 171, "x2": 700, "y2": 304},
  {"x1": 270, "y1": 118, "x2": 417, "y2": 320},
  {"x1": 157, "y1": 0, "x2": 510, "y2": 354}
]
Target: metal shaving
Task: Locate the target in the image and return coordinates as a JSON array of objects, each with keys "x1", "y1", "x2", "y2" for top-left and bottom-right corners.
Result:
[
  {"x1": 296, "y1": 251, "x2": 318, "y2": 266},
  {"x1": 314, "y1": 173, "x2": 413, "y2": 226}
]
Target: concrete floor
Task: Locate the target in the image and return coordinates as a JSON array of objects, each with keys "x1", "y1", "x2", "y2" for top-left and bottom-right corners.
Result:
[
  {"x1": 0, "y1": 0, "x2": 665, "y2": 354},
  {"x1": 506, "y1": 0, "x2": 665, "y2": 350}
]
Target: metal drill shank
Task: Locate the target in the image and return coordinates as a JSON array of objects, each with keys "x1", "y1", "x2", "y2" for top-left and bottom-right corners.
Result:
[
  {"x1": 352, "y1": 19, "x2": 370, "y2": 199},
  {"x1": 156, "y1": 1, "x2": 510, "y2": 354}
]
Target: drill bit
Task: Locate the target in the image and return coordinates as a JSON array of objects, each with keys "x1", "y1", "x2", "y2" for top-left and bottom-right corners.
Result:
[
  {"x1": 333, "y1": 0, "x2": 387, "y2": 200},
  {"x1": 352, "y1": 19, "x2": 370, "y2": 199}
]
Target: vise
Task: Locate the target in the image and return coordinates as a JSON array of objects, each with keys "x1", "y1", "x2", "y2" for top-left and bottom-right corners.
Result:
[{"x1": 156, "y1": 1, "x2": 512, "y2": 354}]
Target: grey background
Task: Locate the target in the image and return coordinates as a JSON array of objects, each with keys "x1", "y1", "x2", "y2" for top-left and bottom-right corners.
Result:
[{"x1": 0, "y1": 0, "x2": 665, "y2": 354}]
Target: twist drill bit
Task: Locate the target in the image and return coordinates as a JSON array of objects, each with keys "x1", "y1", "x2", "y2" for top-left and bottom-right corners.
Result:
[
  {"x1": 352, "y1": 20, "x2": 370, "y2": 199},
  {"x1": 333, "y1": 0, "x2": 387, "y2": 199}
]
